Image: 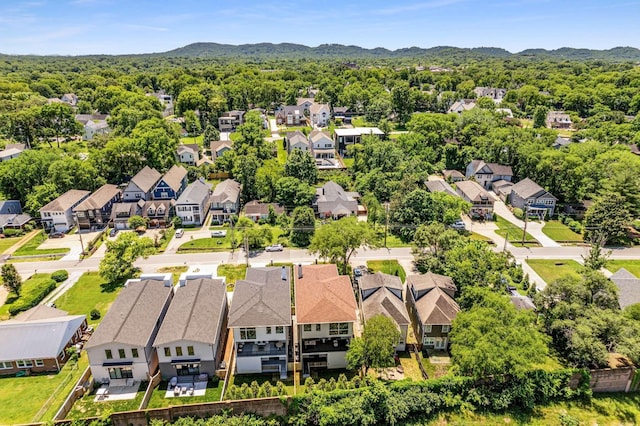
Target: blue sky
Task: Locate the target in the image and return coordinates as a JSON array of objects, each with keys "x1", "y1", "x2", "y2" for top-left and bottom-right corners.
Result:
[{"x1": 0, "y1": 0, "x2": 639, "y2": 55}]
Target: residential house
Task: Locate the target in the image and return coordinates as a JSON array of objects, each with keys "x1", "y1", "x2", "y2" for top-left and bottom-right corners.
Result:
[
  {"x1": 310, "y1": 103, "x2": 331, "y2": 127},
  {"x1": 228, "y1": 267, "x2": 291, "y2": 378},
  {"x1": 73, "y1": 184, "x2": 121, "y2": 230},
  {"x1": 425, "y1": 180, "x2": 459, "y2": 198},
  {"x1": 447, "y1": 99, "x2": 476, "y2": 114},
  {"x1": 40, "y1": 189, "x2": 91, "y2": 232},
  {"x1": 359, "y1": 272, "x2": 410, "y2": 351},
  {"x1": 473, "y1": 87, "x2": 507, "y2": 103},
  {"x1": 148, "y1": 92, "x2": 174, "y2": 117},
  {"x1": 0, "y1": 305, "x2": 87, "y2": 376},
  {"x1": 295, "y1": 264, "x2": 358, "y2": 374},
  {"x1": 296, "y1": 98, "x2": 315, "y2": 115},
  {"x1": 495, "y1": 108, "x2": 514, "y2": 118},
  {"x1": 492, "y1": 179, "x2": 514, "y2": 202},
  {"x1": 332, "y1": 106, "x2": 355, "y2": 124},
  {"x1": 455, "y1": 180, "x2": 494, "y2": 219},
  {"x1": 111, "y1": 202, "x2": 140, "y2": 230},
  {"x1": 0, "y1": 200, "x2": 31, "y2": 232},
  {"x1": 0, "y1": 143, "x2": 26, "y2": 162},
  {"x1": 546, "y1": 111, "x2": 572, "y2": 129},
  {"x1": 465, "y1": 160, "x2": 513, "y2": 189},
  {"x1": 243, "y1": 201, "x2": 284, "y2": 223},
  {"x1": 85, "y1": 275, "x2": 174, "y2": 383},
  {"x1": 286, "y1": 131, "x2": 311, "y2": 154},
  {"x1": 210, "y1": 179, "x2": 241, "y2": 224},
  {"x1": 314, "y1": 181, "x2": 359, "y2": 219},
  {"x1": 176, "y1": 144, "x2": 200, "y2": 166},
  {"x1": 218, "y1": 111, "x2": 245, "y2": 132},
  {"x1": 60, "y1": 93, "x2": 78, "y2": 106},
  {"x1": 552, "y1": 136, "x2": 572, "y2": 149},
  {"x1": 111, "y1": 200, "x2": 173, "y2": 229},
  {"x1": 210, "y1": 140, "x2": 233, "y2": 161},
  {"x1": 276, "y1": 106, "x2": 305, "y2": 126},
  {"x1": 509, "y1": 289, "x2": 536, "y2": 310},
  {"x1": 123, "y1": 166, "x2": 162, "y2": 202},
  {"x1": 609, "y1": 268, "x2": 640, "y2": 309},
  {"x1": 75, "y1": 114, "x2": 110, "y2": 141},
  {"x1": 153, "y1": 276, "x2": 228, "y2": 379},
  {"x1": 333, "y1": 127, "x2": 384, "y2": 155},
  {"x1": 442, "y1": 169, "x2": 465, "y2": 182},
  {"x1": 406, "y1": 273, "x2": 460, "y2": 350},
  {"x1": 309, "y1": 130, "x2": 338, "y2": 169},
  {"x1": 510, "y1": 178, "x2": 557, "y2": 218},
  {"x1": 175, "y1": 179, "x2": 212, "y2": 226},
  {"x1": 153, "y1": 165, "x2": 188, "y2": 200}
]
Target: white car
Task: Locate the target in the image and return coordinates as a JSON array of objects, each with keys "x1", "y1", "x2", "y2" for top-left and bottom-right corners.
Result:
[
  {"x1": 211, "y1": 230, "x2": 227, "y2": 238},
  {"x1": 174, "y1": 228, "x2": 184, "y2": 238},
  {"x1": 265, "y1": 244, "x2": 284, "y2": 252},
  {"x1": 449, "y1": 220, "x2": 466, "y2": 230}
]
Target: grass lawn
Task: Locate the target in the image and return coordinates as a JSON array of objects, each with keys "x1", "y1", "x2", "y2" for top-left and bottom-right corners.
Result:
[
  {"x1": 55, "y1": 272, "x2": 121, "y2": 326},
  {"x1": 378, "y1": 231, "x2": 412, "y2": 248},
  {"x1": 494, "y1": 215, "x2": 540, "y2": 247},
  {"x1": 276, "y1": 140, "x2": 287, "y2": 165},
  {"x1": 178, "y1": 228, "x2": 234, "y2": 252},
  {"x1": 146, "y1": 379, "x2": 223, "y2": 408},
  {"x1": 342, "y1": 157, "x2": 354, "y2": 168},
  {"x1": 397, "y1": 352, "x2": 423, "y2": 381},
  {"x1": 367, "y1": 259, "x2": 406, "y2": 283},
  {"x1": 218, "y1": 264, "x2": 247, "y2": 290},
  {"x1": 156, "y1": 227, "x2": 176, "y2": 252},
  {"x1": 526, "y1": 259, "x2": 583, "y2": 284},
  {"x1": 0, "y1": 273, "x2": 56, "y2": 320},
  {"x1": 607, "y1": 260, "x2": 640, "y2": 277},
  {"x1": 157, "y1": 266, "x2": 189, "y2": 284},
  {"x1": 469, "y1": 231, "x2": 493, "y2": 242},
  {"x1": 277, "y1": 125, "x2": 309, "y2": 135},
  {"x1": 542, "y1": 220, "x2": 583, "y2": 242},
  {"x1": 226, "y1": 373, "x2": 295, "y2": 398},
  {"x1": 0, "y1": 353, "x2": 88, "y2": 425},
  {"x1": 66, "y1": 381, "x2": 146, "y2": 419},
  {"x1": 0, "y1": 236, "x2": 24, "y2": 253},
  {"x1": 180, "y1": 134, "x2": 204, "y2": 148},
  {"x1": 12, "y1": 230, "x2": 70, "y2": 257}
]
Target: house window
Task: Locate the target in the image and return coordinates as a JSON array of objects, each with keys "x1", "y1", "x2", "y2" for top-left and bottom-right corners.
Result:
[
  {"x1": 16, "y1": 360, "x2": 33, "y2": 368},
  {"x1": 239, "y1": 328, "x2": 256, "y2": 340},
  {"x1": 108, "y1": 367, "x2": 133, "y2": 379},
  {"x1": 105, "y1": 350, "x2": 113, "y2": 359},
  {"x1": 329, "y1": 323, "x2": 349, "y2": 335},
  {"x1": 316, "y1": 324, "x2": 321, "y2": 332},
  {"x1": 35, "y1": 360, "x2": 44, "y2": 367},
  {"x1": 276, "y1": 326, "x2": 284, "y2": 334},
  {"x1": 135, "y1": 193, "x2": 141, "y2": 199},
  {"x1": 441, "y1": 325, "x2": 450, "y2": 333},
  {"x1": 303, "y1": 324, "x2": 311, "y2": 332},
  {"x1": 0, "y1": 361, "x2": 12, "y2": 369},
  {"x1": 131, "y1": 348, "x2": 139, "y2": 358},
  {"x1": 424, "y1": 325, "x2": 433, "y2": 333},
  {"x1": 266, "y1": 326, "x2": 272, "y2": 334},
  {"x1": 187, "y1": 346, "x2": 194, "y2": 356},
  {"x1": 164, "y1": 347, "x2": 171, "y2": 357},
  {"x1": 423, "y1": 337, "x2": 435, "y2": 346},
  {"x1": 118, "y1": 349, "x2": 126, "y2": 359},
  {"x1": 175, "y1": 346, "x2": 183, "y2": 357}
]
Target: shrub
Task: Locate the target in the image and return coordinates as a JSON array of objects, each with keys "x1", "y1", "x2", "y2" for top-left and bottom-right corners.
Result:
[
  {"x1": 2, "y1": 228, "x2": 22, "y2": 237},
  {"x1": 90, "y1": 309, "x2": 101, "y2": 320},
  {"x1": 51, "y1": 270, "x2": 69, "y2": 282},
  {"x1": 513, "y1": 208, "x2": 524, "y2": 220},
  {"x1": 8, "y1": 279, "x2": 56, "y2": 316},
  {"x1": 568, "y1": 220, "x2": 582, "y2": 233}
]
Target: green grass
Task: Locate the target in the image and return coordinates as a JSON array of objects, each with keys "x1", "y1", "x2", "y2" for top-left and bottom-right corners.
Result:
[
  {"x1": 146, "y1": 379, "x2": 223, "y2": 408},
  {"x1": 276, "y1": 140, "x2": 287, "y2": 165},
  {"x1": 397, "y1": 351, "x2": 423, "y2": 381},
  {"x1": 218, "y1": 264, "x2": 247, "y2": 290},
  {"x1": 66, "y1": 381, "x2": 146, "y2": 419},
  {"x1": 178, "y1": 227, "x2": 234, "y2": 252},
  {"x1": 367, "y1": 260, "x2": 406, "y2": 283},
  {"x1": 55, "y1": 272, "x2": 121, "y2": 326},
  {"x1": 469, "y1": 231, "x2": 493, "y2": 242},
  {"x1": 342, "y1": 157, "x2": 354, "y2": 168},
  {"x1": 0, "y1": 236, "x2": 23, "y2": 253},
  {"x1": 226, "y1": 373, "x2": 295, "y2": 398},
  {"x1": 526, "y1": 259, "x2": 583, "y2": 284},
  {"x1": 156, "y1": 227, "x2": 176, "y2": 252},
  {"x1": 494, "y1": 215, "x2": 540, "y2": 247},
  {"x1": 180, "y1": 134, "x2": 204, "y2": 148},
  {"x1": 542, "y1": 220, "x2": 583, "y2": 242},
  {"x1": 12, "y1": 230, "x2": 70, "y2": 257},
  {"x1": 0, "y1": 273, "x2": 56, "y2": 320},
  {"x1": 157, "y1": 266, "x2": 189, "y2": 284},
  {"x1": 0, "y1": 353, "x2": 88, "y2": 425},
  {"x1": 277, "y1": 125, "x2": 309, "y2": 135},
  {"x1": 607, "y1": 260, "x2": 640, "y2": 277}
]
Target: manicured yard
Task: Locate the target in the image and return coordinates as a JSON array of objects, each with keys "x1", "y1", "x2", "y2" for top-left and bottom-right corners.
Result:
[
  {"x1": 178, "y1": 228, "x2": 234, "y2": 252},
  {"x1": 494, "y1": 215, "x2": 540, "y2": 247},
  {"x1": 217, "y1": 264, "x2": 247, "y2": 290},
  {"x1": 607, "y1": 260, "x2": 640, "y2": 277},
  {"x1": 0, "y1": 273, "x2": 56, "y2": 320},
  {"x1": 55, "y1": 272, "x2": 121, "y2": 326},
  {"x1": 276, "y1": 139, "x2": 287, "y2": 165},
  {"x1": 226, "y1": 373, "x2": 295, "y2": 398},
  {"x1": 0, "y1": 236, "x2": 24, "y2": 253},
  {"x1": 66, "y1": 381, "x2": 146, "y2": 419},
  {"x1": 526, "y1": 259, "x2": 583, "y2": 284},
  {"x1": 367, "y1": 259, "x2": 406, "y2": 283},
  {"x1": 157, "y1": 266, "x2": 189, "y2": 284},
  {"x1": 378, "y1": 232, "x2": 412, "y2": 248},
  {"x1": 397, "y1": 351, "x2": 424, "y2": 381},
  {"x1": 0, "y1": 353, "x2": 88, "y2": 425},
  {"x1": 542, "y1": 220, "x2": 583, "y2": 242},
  {"x1": 469, "y1": 231, "x2": 493, "y2": 242},
  {"x1": 180, "y1": 134, "x2": 204, "y2": 148},
  {"x1": 12, "y1": 230, "x2": 70, "y2": 257},
  {"x1": 342, "y1": 157, "x2": 354, "y2": 168},
  {"x1": 146, "y1": 379, "x2": 223, "y2": 408}
]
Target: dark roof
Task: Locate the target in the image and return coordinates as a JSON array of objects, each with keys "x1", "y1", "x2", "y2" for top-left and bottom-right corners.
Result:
[
  {"x1": 425, "y1": 180, "x2": 458, "y2": 197},
  {"x1": 0, "y1": 200, "x2": 22, "y2": 215},
  {"x1": 154, "y1": 278, "x2": 227, "y2": 346},
  {"x1": 610, "y1": 268, "x2": 640, "y2": 309},
  {"x1": 74, "y1": 184, "x2": 120, "y2": 211},
  {"x1": 359, "y1": 272, "x2": 403, "y2": 291},
  {"x1": 511, "y1": 178, "x2": 556, "y2": 200},
  {"x1": 407, "y1": 273, "x2": 457, "y2": 296},
  {"x1": 359, "y1": 273, "x2": 409, "y2": 326},
  {"x1": 228, "y1": 267, "x2": 291, "y2": 328},
  {"x1": 468, "y1": 160, "x2": 513, "y2": 177},
  {"x1": 86, "y1": 279, "x2": 172, "y2": 348}
]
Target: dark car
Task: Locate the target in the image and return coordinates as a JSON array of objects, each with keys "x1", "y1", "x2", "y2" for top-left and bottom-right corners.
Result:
[
  {"x1": 49, "y1": 231, "x2": 65, "y2": 238},
  {"x1": 109, "y1": 228, "x2": 118, "y2": 237}
]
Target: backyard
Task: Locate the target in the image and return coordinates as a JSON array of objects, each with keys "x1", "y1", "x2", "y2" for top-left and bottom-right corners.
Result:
[
  {"x1": 146, "y1": 378, "x2": 223, "y2": 408},
  {"x1": 542, "y1": 220, "x2": 583, "y2": 242},
  {"x1": 366, "y1": 259, "x2": 406, "y2": 283},
  {"x1": 494, "y1": 215, "x2": 540, "y2": 247},
  {"x1": 526, "y1": 259, "x2": 583, "y2": 284},
  {"x1": 66, "y1": 381, "x2": 146, "y2": 419},
  {"x1": 55, "y1": 272, "x2": 121, "y2": 326},
  {"x1": 226, "y1": 373, "x2": 295, "y2": 398}
]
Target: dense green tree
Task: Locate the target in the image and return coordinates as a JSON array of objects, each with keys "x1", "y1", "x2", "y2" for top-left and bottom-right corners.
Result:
[
  {"x1": 99, "y1": 232, "x2": 155, "y2": 284},
  {"x1": 1, "y1": 264, "x2": 22, "y2": 296},
  {"x1": 275, "y1": 177, "x2": 315, "y2": 209},
  {"x1": 347, "y1": 314, "x2": 401, "y2": 373},
  {"x1": 24, "y1": 183, "x2": 59, "y2": 216},
  {"x1": 583, "y1": 193, "x2": 633, "y2": 244},
  {"x1": 284, "y1": 149, "x2": 317, "y2": 185},
  {"x1": 290, "y1": 206, "x2": 316, "y2": 247},
  {"x1": 128, "y1": 215, "x2": 147, "y2": 230}
]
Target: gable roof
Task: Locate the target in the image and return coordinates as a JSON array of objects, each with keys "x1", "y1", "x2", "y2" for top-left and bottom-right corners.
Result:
[
  {"x1": 425, "y1": 180, "x2": 458, "y2": 197},
  {"x1": 74, "y1": 184, "x2": 120, "y2": 211},
  {"x1": 154, "y1": 278, "x2": 227, "y2": 346},
  {"x1": 295, "y1": 264, "x2": 357, "y2": 324},
  {"x1": 177, "y1": 144, "x2": 198, "y2": 155},
  {"x1": 0, "y1": 200, "x2": 22, "y2": 215},
  {"x1": 610, "y1": 268, "x2": 640, "y2": 309},
  {"x1": 176, "y1": 179, "x2": 211, "y2": 205},
  {"x1": 443, "y1": 169, "x2": 465, "y2": 179},
  {"x1": 12, "y1": 304, "x2": 68, "y2": 322},
  {"x1": 41, "y1": 189, "x2": 91, "y2": 212},
  {"x1": 455, "y1": 180, "x2": 492, "y2": 202},
  {"x1": 85, "y1": 279, "x2": 172, "y2": 348},
  {"x1": 228, "y1": 267, "x2": 291, "y2": 328},
  {"x1": 244, "y1": 200, "x2": 285, "y2": 216},
  {"x1": 159, "y1": 165, "x2": 187, "y2": 192},
  {"x1": 211, "y1": 179, "x2": 241, "y2": 204},
  {"x1": 316, "y1": 181, "x2": 360, "y2": 203},
  {"x1": 287, "y1": 131, "x2": 309, "y2": 147},
  {"x1": 129, "y1": 166, "x2": 162, "y2": 193},
  {"x1": 359, "y1": 273, "x2": 409, "y2": 326},
  {"x1": 309, "y1": 129, "x2": 333, "y2": 144},
  {"x1": 310, "y1": 103, "x2": 330, "y2": 115},
  {"x1": 468, "y1": 160, "x2": 513, "y2": 177},
  {"x1": 407, "y1": 273, "x2": 457, "y2": 296},
  {"x1": 511, "y1": 178, "x2": 556, "y2": 200},
  {"x1": 413, "y1": 286, "x2": 460, "y2": 325}
]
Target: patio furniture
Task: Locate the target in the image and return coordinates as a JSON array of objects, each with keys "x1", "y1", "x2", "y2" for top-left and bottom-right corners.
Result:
[
  {"x1": 169, "y1": 377, "x2": 178, "y2": 388},
  {"x1": 96, "y1": 387, "x2": 109, "y2": 400},
  {"x1": 173, "y1": 386, "x2": 181, "y2": 396},
  {"x1": 188, "y1": 387, "x2": 194, "y2": 396}
]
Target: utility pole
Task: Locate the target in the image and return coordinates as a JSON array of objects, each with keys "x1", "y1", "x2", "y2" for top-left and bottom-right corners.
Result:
[
  {"x1": 229, "y1": 216, "x2": 235, "y2": 257},
  {"x1": 244, "y1": 232, "x2": 249, "y2": 267},
  {"x1": 522, "y1": 206, "x2": 529, "y2": 246},
  {"x1": 503, "y1": 228, "x2": 509, "y2": 252},
  {"x1": 74, "y1": 214, "x2": 85, "y2": 256},
  {"x1": 384, "y1": 202, "x2": 390, "y2": 248}
]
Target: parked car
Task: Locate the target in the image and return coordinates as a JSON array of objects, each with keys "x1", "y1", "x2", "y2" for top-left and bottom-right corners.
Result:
[
  {"x1": 49, "y1": 231, "x2": 65, "y2": 238},
  {"x1": 449, "y1": 220, "x2": 466, "y2": 230},
  {"x1": 354, "y1": 267, "x2": 363, "y2": 277},
  {"x1": 265, "y1": 244, "x2": 283, "y2": 252},
  {"x1": 211, "y1": 230, "x2": 227, "y2": 238},
  {"x1": 175, "y1": 228, "x2": 184, "y2": 238},
  {"x1": 109, "y1": 228, "x2": 118, "y2": 237}
]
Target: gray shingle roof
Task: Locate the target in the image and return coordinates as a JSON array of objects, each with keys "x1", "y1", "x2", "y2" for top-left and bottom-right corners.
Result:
[
  {"x1": 74, "y1": 184, "x2": 120, "y2": 211},
  {"x1": 85, "y1": 279, "x2": 173, "y2": 348},
  {"x1": 610, "y1": 268, "x2": 640, "y2": 309},
  {"x1": 360, "y1": 273, "x2": 409, "y2": 326},
  {"x1": 130, "y1": 166, "x2": 162, "y2": 193},
  {"x1": 425, "y1": 180, "x2": 458, "y2": 197},
  {"x1": 176, "y1": 180, "x2": 211, "y2": 206},
  {"x1": 511, "y1": 178, "x2": 556, "y2": 200},
  {"x1": 228, "y1": 267, "x2": 291, "y2": 328},
  {"x1": 455, "y1": 180, "x2": 492, "y2": 202},
  {"x1": 41, "y1": 189, "x2": 91, "y2": 212},
  {"x1": 154, "y1": 278, "x2": 227, "y2": 346},
  {"x1": 211, "y1": 179, "x2": 241, "y2": 205}
]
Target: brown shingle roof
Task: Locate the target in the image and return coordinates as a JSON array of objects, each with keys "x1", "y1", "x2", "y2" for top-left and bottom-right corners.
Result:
[
  {"x1": 160, "y1": 165, "x2": 187, "y2": 192},
  {"x1": 40, "y1": 189, "x2": 90, "y2": 212},
  {"x1": 244, "y1": 201, "x2": 285, "y2": 216},
  {"x1": 295, "y1": 264, "x2": 357, "y2": 324},
  {"x1": 131, "y1": 166, "x2": 162, "y2": 193},
  {"x1": 414, "y1": 286, "x2": 460, "y2": 326},
  {"x1": 74, "y1": 184, "x2": 120, "y2": 211}
]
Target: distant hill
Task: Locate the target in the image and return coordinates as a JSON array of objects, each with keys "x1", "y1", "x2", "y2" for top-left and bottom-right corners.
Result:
[{"x1": 158, "y1": 42, "x2": 640, "y2": 61}]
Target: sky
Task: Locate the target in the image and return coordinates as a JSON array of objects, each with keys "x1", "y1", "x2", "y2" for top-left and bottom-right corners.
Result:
[{"x1": 0, "y1": 0, "x2": 639, "y2": 55}]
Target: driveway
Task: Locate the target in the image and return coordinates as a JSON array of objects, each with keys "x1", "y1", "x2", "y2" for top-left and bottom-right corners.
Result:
[
  {"x1": 38, "y1": 230, "x2": 102, "y2": 250},
  {"x1": 491, "y1": 196, "x2": 560, "y2": 248}
]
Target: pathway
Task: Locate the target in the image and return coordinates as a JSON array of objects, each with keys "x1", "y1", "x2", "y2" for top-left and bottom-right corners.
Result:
[
  {"x1": 491, "y1": 196, "x2": 560, "y2": 248},
  {"x1": 42, "y1": 270, "x2": 84, "y2": 306}
]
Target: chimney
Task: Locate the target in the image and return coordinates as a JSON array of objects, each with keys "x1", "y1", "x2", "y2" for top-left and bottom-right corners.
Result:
[
  {"x1": 281, "y1": 266, "x2": 287, "y2": 281},
  {"x1": 298, "y1": 264, "x2": 303, "y2": 280}
]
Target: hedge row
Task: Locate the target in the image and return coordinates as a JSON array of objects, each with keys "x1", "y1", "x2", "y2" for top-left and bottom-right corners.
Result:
[{"x1": 8, "y1": 278, "x2": 57, "y2": 316}]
